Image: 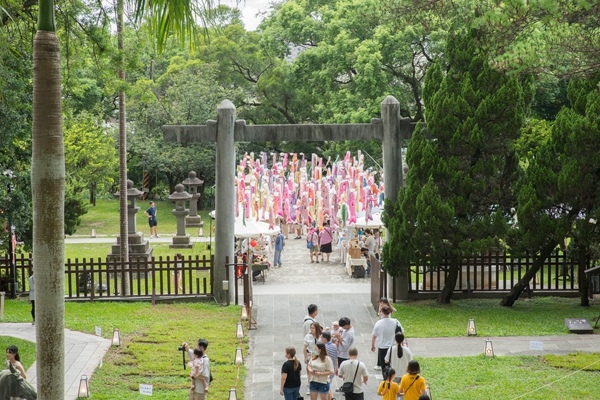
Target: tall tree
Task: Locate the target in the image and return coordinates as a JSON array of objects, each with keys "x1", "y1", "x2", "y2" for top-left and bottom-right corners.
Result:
[
  {"x1": 31, "y1": 1, "x2": 65, "y2": 398},
  {"x1": 501, "y1": 74, "x2": 600, "y2": 306},
  {"x1": 385, "y1": 28, "x2": 530, "y2": 303}
]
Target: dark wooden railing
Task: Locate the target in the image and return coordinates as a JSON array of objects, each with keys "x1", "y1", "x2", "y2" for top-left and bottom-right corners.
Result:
[{"x1": 0, "y1": 254, "x2": 214, "y2": 300}]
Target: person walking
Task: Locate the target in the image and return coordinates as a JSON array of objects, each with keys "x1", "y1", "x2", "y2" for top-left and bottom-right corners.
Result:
[
  {"x1": 280, "y1": 347, "x2": 302, "y2": 400},
  {"x1": 385, "y1": 332, "x2": 413, "y2": 383},
  {"x1": 337, "y1": 347, "x2": 368, "y2": 400},
  {"x1": 307, "y1": 343, "x2": 334, "y2": 400},
  {"x1": 303, "y1": 304, "x2": 319, "y2": 336},
  {"x1": 274, "y1": 231, "x2": 284, "y2": 267},
  {"x1": 399, "y1": 360, "x2": 427, "y2": 400},
  {"x1": 307, "y1": 228, "x2": 320, "y2": 263},
  {"x1": 371, "y1": 306, "x2": 397, "y2": 371},
  {"x1": 173, "y1": 253, "x2": 183, "y2": 292},
  {"x1": 377, "y1": 367, "x2": 400, "y2": 400},
  {"x1": 304, "y1": 322, "x2": 323, "y2": 395},
  {"x1": 145, "y1": 201, "x2": 159, "y2": 238},
  {"x1": 335, "y1": 317, "x2": 355, "y2": 368},
  {"x1": 321, "y1": 331, "x2": 338, "y2": 400},
  {"x1": 28, "y1": 268, "x2": 35, "y2": 325},
  {"x1": 319, "y1": 221, "x2": 334, "y2": 262}
]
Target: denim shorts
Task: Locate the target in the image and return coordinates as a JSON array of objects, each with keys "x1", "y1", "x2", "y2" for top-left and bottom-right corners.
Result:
[{"x1": 309, "y1": 381, "x2": 330, "y2": 393}]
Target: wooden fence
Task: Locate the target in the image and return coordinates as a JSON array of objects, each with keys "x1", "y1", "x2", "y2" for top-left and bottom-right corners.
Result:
[
  {"x1": 378, "y1": 249, "x2": 590, "y2": 301},
  {"x1": 0, "y1": 253, "x2": 214, "y2": 300}
]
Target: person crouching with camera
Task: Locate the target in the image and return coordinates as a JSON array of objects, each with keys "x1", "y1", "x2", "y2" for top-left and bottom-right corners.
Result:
[{"x1": 181, "y1": 339, "x2": 211, "y2": 400}]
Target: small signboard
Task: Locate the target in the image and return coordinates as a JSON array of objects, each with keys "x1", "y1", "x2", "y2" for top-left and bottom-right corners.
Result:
[
  {"x1": 584, "y1": 265, "x2": 600, "y2": 294},
  {"x1": 95, "y1": 326, "x2": 102, "y2": 337},
  {"x1": 139, "y1": 384, "x2": 153, "y2": 396},
  {"x1": 565, "y1": 318, "x2": 594, "y2": 334},
  {"x1": 529, "y1": 341, "x2": 543, "y2": 351}
]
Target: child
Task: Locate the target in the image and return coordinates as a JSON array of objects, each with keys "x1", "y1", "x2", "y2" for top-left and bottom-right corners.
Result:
[
  {"x1": 330, "y1": 321, "x2": 341, "y2": 344},
  {"x1": 377, "y1": 367, "x2": 400, "y2": 400},
  {"x1": 399, "y1": 360, "x2": 427, "y2": 400},
  {"x1": 190, "y1": 348, "x2": 208, "y2": 392}
]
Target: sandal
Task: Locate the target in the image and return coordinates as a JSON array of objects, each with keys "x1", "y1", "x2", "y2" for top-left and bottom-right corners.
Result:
[
  {"x1": 316, "y1": 261, "x2": 319, "y2": 263},
  {"x1": 311, "y1": 260, "x2": 314, "y2": 263}
]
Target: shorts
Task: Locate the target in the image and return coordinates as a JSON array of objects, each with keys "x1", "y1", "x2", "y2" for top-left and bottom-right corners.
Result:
[
  {"x1": 148, "y1": 217, "x2": 157, "y2": 227},
  {"x1": 309, "y1": 381, "x2": 330, "y2": 393},
  {"x1": 310, "y1": 246, "x2": 320, "y2": 254}
]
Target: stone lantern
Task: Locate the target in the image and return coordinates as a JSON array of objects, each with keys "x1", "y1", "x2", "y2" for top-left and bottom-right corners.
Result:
[
  {"x1": 168, "y1": 184, "x2": 193, "y2": 248},
  {"x1": 182, "y1": 171, "x2": 204, "y2": 228},
  {"x1": 108, "y1": 180, "x2": 153, "y2": 261}
]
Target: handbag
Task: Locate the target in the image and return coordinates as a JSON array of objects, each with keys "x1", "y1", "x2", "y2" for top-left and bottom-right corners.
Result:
[{"x1": 339, "y1": 361, "x2": 359, "y2": 393}]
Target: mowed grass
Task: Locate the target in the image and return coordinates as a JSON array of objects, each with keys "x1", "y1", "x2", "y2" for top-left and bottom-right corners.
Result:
[
  {"x1": 73, "y1": 198, "x2": 214, "y2": 237},
  {"x1": 421, "y1": 354, "x2": 600, "y2": 400},
  {"x1": 3, "y1": 299, "x2": 246, "y2": 400},
  {"x1": 393, "y1": 297, "x2": 600, "y2": 337},
  {"x1": 65, "y1": 242, "x2": 211, "y2": 261}
]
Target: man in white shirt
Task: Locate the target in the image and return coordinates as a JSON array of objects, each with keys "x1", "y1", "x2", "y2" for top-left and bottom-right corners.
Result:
[
  {"x1": 338, "y1": 347, "x2": 368, "y2": 400},
  {"x1": 303, "y1": 304, "x2": 319, "y2": 336},
  {"x1": 335, "y1": 317, "x2": 355, "y2": 368},
  {"x1": 371, "y1": 306, "x2": 397, "y2": 371}
]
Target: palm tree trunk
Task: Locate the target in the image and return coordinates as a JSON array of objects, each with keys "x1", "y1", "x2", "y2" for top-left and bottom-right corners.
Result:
[
  {"x1": 117, "y1": 0, "x2": 130, "y2": 294},
  {"x1": 32, "y1": 3, "x2": 65, "y2": 396}
]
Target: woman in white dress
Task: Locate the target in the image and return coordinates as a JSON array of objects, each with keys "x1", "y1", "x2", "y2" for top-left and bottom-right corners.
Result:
[{"x1": 385, "y1": 332, "x2": 413, "y2": 383}]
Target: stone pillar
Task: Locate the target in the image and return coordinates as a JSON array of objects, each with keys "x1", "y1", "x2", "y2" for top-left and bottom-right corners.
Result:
[
  {"x1": 108, "y1": 180, "x2": 153, "y2": 261},
  {"x1": 215, "y1": 100, "x2": 236, "y2": 304},
  {"x1": 168, "y1": 184, "x2": 193, "y2": 248},
  {"x1": 381, "y1": 96, "x2": 409, "y2": 300},
  {"x1": 182, "y1": 171, "x2": 203, "y2": 227}
]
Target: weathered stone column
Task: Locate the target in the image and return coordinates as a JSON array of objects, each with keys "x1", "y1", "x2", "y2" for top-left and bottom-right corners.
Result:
[
  {"x1": 168, "y1": 184, "x2": 193, "y2": 248},
  {"x1": 108, "y1": 180, "x2": 153, "y2": 261},
  {"x1": 215, "y1": 100, "x2": 236, "y2": 304},
  {"x1": 183, "y1": 171, "x2": 203, "y2": 228},
  {"x1": 381, "y1": 96, "x2": 409, "y2": 300}
]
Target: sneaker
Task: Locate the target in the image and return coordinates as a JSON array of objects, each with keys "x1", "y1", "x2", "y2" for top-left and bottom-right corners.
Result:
[
  {"x1": 374, "y1": 365, "x2": 382, "y2": 371},
  {"x1": 306, "y1": 388, "x2": 311, "y2": 395},
  {"x1": 155, "y1": 234, "x2": 161, "y2": 238}
]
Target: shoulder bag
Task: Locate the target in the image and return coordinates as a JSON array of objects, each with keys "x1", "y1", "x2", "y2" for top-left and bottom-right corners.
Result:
[{"x1": 340, "y1": 361, "x2": 359, "y2": 393}]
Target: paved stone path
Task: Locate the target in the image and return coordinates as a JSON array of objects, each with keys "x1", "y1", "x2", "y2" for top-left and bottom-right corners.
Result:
[
  {"x1": 0, "y1": 323, "x2": 111, "y2": 400},
  {"x1": 243, "y1": 235, "x2": 600, "y2": 400}
]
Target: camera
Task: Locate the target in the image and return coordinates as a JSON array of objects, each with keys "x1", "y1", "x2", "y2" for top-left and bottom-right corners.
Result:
[{"x1": 178, "y1": 345, "x2": 185, "y2": 351}]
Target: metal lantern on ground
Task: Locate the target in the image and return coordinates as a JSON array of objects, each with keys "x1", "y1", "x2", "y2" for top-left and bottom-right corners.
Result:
[
  {"x1": 467, "y1": 318, "x2": 477, "y2": 336},
  {"x1": 78, "y1": 375, "x2": 90, "y2": 398},
  {"x1": 228, "y1": 388, "x2": 238, "y2": 400},
  {"x1": 236, "y1": 322, "x2": 244, "y2": 339},
  {"x1": 235, "y1": 347, "x2": 244, "y2": 365},
  {"x1": 241, "y1": 304, "x2": 248, "y2": 320},
  {"x1": 484, "y1": 339, "x2": 494, "y2": 358},
  {"x1": 112, "y1": 328, "x2": 121, "y2": 346}
]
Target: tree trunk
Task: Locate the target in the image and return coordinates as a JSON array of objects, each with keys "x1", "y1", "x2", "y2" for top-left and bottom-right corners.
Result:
[
  {"x1": 438, "y1": 257, "x2": 460, "y2": 304},
  {"x1": 117, "y1": 0, "x2": 130, "y2": 295},
  {"x1": 577, "y1": 244, "x2": 590, "y2": 307},
  {"x1": 32, "y1": 21, "x2": 66, "y2": 400},
  {"x1": 500, "y1": 240, "x2": 558, "y2": 307}
]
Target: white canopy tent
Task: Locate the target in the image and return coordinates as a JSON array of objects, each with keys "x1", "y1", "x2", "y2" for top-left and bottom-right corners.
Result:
[
  {"x1": 348, "y1": 213, "x2": 384, "y2": 228},
  {"x1": 234, "y1": 218, "x2": 280, "y2": 238}
]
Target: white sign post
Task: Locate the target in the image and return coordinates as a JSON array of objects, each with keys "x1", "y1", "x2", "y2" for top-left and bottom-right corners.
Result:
[
  {"x1": 95, "y1": 326, "x2": 102, "y2": 337},
  {"x1": 139, "y1": 384, "x2": 153, "y2": 396},
  {"x1": 529, "y1": 341, "x2": 543, "y2": 351}
]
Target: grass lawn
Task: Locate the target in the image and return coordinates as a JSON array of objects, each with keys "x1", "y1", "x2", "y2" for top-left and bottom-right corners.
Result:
[
  {"x1": 73, "y1": 198, "x2": 214, "y2": 237},
  {"x1": 65, "y1": 243, "x2": 211, "y2": 261},
  {"x1": 393, "y1": 297, "x2": 600, "y2": 337},
  {"x1": 3, "y1": 299, "x2": 246, "y2": 400}
]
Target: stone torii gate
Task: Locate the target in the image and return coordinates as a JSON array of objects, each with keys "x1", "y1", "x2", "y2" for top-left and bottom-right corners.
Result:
[{"x1": 163, "y1": 96, "x2": 418, "y2": 304}]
